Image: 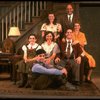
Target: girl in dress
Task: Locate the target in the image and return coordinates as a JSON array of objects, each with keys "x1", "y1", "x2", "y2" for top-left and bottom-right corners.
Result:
[{"x1": 16, "y1": 34, "x2": 41, "y2": 88}]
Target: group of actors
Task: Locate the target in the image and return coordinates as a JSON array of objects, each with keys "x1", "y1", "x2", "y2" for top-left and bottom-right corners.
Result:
[{"x1": 15, "y1": 3, "x2": 96, "y2": 91}]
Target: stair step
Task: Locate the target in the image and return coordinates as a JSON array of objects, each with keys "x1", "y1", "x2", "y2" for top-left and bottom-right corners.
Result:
[
  {"x1": 24, "y1": 22, "x2": 34, "y2": 29},
  {"x1": 32, "y1": 17, "x2": 41, "y2": 24}
]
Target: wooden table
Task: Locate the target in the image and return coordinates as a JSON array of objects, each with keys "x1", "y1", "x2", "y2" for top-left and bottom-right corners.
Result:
[
  {"x1": 0, "y1": 53, "x2": 13, "y2": 80},
  {"x1": 11, "y1": 54, "x2": 22, "y2": 82},
  {"x1": 0, "y1": 53, "x2": 22, "y2": 81}
]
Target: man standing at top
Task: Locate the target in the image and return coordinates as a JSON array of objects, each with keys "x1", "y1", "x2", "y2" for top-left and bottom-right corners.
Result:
[{"x1": 57, "y1": 3, "x2": 79, "y2": 39}]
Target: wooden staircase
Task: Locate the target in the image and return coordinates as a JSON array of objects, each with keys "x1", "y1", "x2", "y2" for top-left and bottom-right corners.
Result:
[
  {"x1": 0, "y1": 1, "x2": 79, "y2": 52},
  {"x1": 0, "y1": 1, "x2": 48, "y2": 52}
]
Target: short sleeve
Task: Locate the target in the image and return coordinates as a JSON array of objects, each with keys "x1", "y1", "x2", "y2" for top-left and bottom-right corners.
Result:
[
  {"x1": 22, "y1": 45, "x2": 27, "y2": 55},
  {"x1": 41, "y1": 23, "x2": 47, "y2": 31}
]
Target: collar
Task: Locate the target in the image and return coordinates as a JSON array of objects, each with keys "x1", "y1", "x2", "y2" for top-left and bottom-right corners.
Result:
[
  {"x1": 68, "y1": 13, "x2": 73, "y2": 18},
  {"x1": 66, "y1": 39, "x2": 72, "y2": 44}
]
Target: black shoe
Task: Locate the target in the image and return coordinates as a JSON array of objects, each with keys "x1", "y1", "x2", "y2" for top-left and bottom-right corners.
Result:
[
  {"x1": 72, "y1": 81, "x2": 80, "y2": 86},
  {"x1": 25, "y1": 83, "x2": 31, "y2": 88},
  {"x1": 18, "y1": 83, "x2": 25, "y2": 88},
  {"x1": 85, "y1": 79, "x2": 92, "y2": 83},
  {"x1": 65, "y1": 82, "x2": 78, "y2": 91}
]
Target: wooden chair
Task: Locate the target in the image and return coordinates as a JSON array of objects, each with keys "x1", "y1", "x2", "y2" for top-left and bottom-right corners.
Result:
[
  {"x1": 0, "y1": 37, "x2": 15, "y2": 80},
  {"x1": 2, "y1": 37, "x2": 15, "y2": 54}
]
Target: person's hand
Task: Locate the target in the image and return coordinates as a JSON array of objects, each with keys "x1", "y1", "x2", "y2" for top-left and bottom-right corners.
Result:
[
  {"x1": 24, "y1": 58, "x2": 28, "y2": 63},
  {"x1": 61, "y1": 68, "x2": 67, "y2": 76},
  {"x1": 42, "y1": 31, "x2": 45, "y2": 37},
  {"x1": 24, "y1": 58, "x2": 30, "y2": 63},
  {"x1": 75, "y1": 56, "x2": 81, "y2": 64},
  {"x1": 55, "y1": 57, "x2": 60, "y2": 64},
  {"x1": 62, "y1": 38, "x2": 66, "y2": 42},
  {"x1": 54, "y1": 34, "x2": 60, "y2": 41},
  {"x1": 44, "y1": 58, "x2": 51, "y2": 65}
]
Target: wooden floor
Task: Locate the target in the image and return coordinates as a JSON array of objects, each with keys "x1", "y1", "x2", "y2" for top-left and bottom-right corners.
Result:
[
  {"x1": 0, "y1": 72, "x2": 100, "y2": 99},
  {"x1": 0, "y1": 72, "x2": 10, "y2": 80}
]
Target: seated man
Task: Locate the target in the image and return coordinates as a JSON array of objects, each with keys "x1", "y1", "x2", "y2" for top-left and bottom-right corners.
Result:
[
  {"x1": 31, "y1": 49, "x2": 77, "y2": 90},
  {"x1": 55, "y1": 28, "x2": 84, "y2": 86}
]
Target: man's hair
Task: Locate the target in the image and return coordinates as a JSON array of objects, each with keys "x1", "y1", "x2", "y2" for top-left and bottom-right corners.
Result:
[
  {"x1": 36, "y1": 49, "x2": 46, "y2": 55},
  {"x1": 67, "y1": 3, "x2": 74, "y2": 9},
  {"x1": 28, "y1": 34, "x2": 37, "y2": 39}
]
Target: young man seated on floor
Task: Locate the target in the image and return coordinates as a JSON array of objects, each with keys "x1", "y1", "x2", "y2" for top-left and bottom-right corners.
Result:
[{"x1": 31, "y1": 49, "x2": 77, "y2": 90}]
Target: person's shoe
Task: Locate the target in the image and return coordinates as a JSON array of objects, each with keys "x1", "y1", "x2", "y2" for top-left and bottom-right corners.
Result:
[
  {"x1": 25, "y1": 83, "x2": 31, "y2": 88},
  {"x1": 85, "y1": 79, "x2": 92, "y2": 83},
  {"x1": 72, "y1": 81, "x2": 81, "y2": 86},
  {"x1": 18, "y1": 83, "x2": 25, "y2": 88},
  {"x1": 12, "y1": 81, "x2": 16, "y2": 85},
  {"x1": 65, "y1": 82, "x2": 78, "y2": 91}
]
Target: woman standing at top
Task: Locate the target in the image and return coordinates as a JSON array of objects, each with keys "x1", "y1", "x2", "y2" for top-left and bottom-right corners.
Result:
[{"x1": 41, "y1": 12, "x2": 62, "y2": 43}]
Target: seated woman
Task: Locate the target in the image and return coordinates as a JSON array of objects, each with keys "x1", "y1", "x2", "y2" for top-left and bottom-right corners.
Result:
[
  {"x1": 16, "y1": 34, "x2": 41, "y2": 88},
  {"x1": 72, "y1": 22, "x2": 96, "y2": 82},
  {"x1": 41, "y1": 31, "x2": 60, "y2": 67}
]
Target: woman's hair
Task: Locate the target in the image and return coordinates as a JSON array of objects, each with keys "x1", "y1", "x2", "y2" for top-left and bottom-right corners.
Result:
[
  {"x1": 74, "y1": 21, "x2": 81, "y2": 26},
  {"x1": 43, "y1": 31, "x2": 55, "y2": 41},
  {"x1": 46, "y1": 11, "x2": 57, "y2": 25}
]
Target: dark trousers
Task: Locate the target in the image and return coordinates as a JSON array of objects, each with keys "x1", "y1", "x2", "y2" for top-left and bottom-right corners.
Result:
[
  {"x1": 80, "y1": 56, "x2": 90, "y2": 82},
  {"x1": 56, "y1": 59, "x2": 80, "y2": 82}
]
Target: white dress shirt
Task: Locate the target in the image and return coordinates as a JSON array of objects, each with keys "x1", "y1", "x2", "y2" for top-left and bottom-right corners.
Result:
[{"x1": 68, "y1": 14, "x2": 73, "y2": 23}]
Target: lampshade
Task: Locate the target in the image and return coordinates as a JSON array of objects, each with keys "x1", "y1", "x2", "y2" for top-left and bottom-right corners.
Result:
[{"x1": 8, "y1": 27, "x2": 21, "y2": 36}]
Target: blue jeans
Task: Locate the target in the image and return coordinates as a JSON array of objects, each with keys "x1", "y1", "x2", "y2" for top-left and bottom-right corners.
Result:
[{"x1": 32, "y1": 64, "x2": 62, "y2": 75}]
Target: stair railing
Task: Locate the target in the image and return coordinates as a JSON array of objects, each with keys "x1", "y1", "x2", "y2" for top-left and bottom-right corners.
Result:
[{"x1": 0, "y1": 1, "x2": 47, "y2": 42}]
